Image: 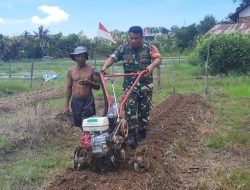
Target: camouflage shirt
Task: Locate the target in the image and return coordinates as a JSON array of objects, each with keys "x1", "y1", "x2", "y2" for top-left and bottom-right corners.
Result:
[{"x1": 111, "y1": 43, "x2": 161, "y2": 91}]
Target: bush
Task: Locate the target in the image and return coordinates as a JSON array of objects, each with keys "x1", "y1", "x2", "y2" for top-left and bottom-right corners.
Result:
[
  {"x1": 186, "y1": 51, "x2": 203, "y2": 66},
  {"x1": 197, "y1": 33, "x2": 250, "y2": 75}
]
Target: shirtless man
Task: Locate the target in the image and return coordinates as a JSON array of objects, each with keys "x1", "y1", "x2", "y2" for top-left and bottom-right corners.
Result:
[{"x1": 65, "y1": 46, "x2": 100, "y2": 128}]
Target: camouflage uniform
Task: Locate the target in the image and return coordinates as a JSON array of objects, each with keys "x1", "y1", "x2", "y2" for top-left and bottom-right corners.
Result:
[{"x1": 110, "y1": 43, "x2": 161, "y2": 140}]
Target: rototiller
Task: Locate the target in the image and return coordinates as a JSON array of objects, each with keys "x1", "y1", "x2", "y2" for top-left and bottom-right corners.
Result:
[{"x1": 73, "y1": 70, "x2": 148, "y2": 172}]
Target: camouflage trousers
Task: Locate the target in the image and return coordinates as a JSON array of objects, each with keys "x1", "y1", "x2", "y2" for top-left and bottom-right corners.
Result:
[{"x1": 124, "y1": 90, "x2": 152, "y2": 132}]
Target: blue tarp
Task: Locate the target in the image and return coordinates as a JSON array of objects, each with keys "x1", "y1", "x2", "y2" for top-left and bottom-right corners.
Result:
[{"x1": 43, "y1": 71, "x2": 61, "y2": 82}]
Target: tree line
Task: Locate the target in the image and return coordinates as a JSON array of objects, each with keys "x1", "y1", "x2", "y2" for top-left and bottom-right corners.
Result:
[{"x1": 0, "y1": 14, "x2": 235, "y2": 61}]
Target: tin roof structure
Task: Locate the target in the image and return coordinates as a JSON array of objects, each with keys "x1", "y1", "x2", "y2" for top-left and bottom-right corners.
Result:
[{"x1": 205, "y1": 23, "x2": 250, "y2": 36}]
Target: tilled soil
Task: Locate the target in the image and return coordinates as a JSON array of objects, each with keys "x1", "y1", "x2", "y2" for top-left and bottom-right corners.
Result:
[{"x1": 43, "y1": 94, "x2": 204, "y2": 190}]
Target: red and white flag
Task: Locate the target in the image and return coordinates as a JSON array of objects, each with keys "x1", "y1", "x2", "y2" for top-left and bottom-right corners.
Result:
[{"x1": 97, "y1": 22, "x2": 116, "y2": 43}]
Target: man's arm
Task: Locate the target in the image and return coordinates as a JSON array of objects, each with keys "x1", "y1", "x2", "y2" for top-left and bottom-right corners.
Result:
[
  {"x1": 146, "y1": 57, "x2": 162, "y2": 74},
  {"x1": 102, "y1": 57, "x2": 114, "y2": 71},
  {"x1": 65, "y1": 69, "x2": 73, "y2": 112},
  {"x1": 146, "y1": 45, "x2": 162, "y2": 74},
  {"x1": 91, "y1": 72, "x2": 100, "y2": 90}
]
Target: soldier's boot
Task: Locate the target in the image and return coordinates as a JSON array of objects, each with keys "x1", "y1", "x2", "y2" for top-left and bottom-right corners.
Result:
[
  {"x1": 137, "y1": 128, "x2": 147, "y2": 143},
  {"x1": 127, "y1": 129, "x2": 138, "y2": 149}
]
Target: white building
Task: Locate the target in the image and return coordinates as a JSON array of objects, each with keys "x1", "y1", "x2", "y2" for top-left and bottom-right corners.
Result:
[{"x1": 229, "y1": 4, "x2": 250, "y2": 23}]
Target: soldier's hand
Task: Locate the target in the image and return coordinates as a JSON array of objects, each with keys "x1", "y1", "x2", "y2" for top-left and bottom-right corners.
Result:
[{"x1": 145, "y1": 66, "x2": 154, "y2": 76}]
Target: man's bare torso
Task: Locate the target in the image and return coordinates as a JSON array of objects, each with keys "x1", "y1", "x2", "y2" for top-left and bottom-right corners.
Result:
[{"x1": 70, "y1": 65, "x2": 93, "y2": 97}]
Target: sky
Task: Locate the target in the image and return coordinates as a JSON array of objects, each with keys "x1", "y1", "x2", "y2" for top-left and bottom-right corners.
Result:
[{"x1": 0, "y1": 0, "x2": 240, "y2": 39}]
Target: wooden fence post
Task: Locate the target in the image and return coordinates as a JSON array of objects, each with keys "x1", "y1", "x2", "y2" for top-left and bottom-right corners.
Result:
[
  {"x1": 30, "y1": 61, "x2": 34, "y2": 88},
  {"x1": 156, "y1": 66, "x2": 161, "y2": 89},
  {"x1": 172, "y1": 58, "x2": 176, "y2": 95},
  {"x1": 8, "y1": 60, "x2": 11, "y2": 78}
]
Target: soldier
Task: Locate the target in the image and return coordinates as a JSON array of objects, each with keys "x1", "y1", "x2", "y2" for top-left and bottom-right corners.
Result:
[
  {"x1": 102, "y1": 26, "x2": 162, "y2": 147},
  {"x1": 65, "y1": 46, "x2": 100, "y2": 129}
]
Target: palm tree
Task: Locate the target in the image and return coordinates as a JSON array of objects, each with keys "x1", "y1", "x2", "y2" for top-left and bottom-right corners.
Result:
[{"x1": 34, "y1": 25, "x2": 50, "y2": 54}]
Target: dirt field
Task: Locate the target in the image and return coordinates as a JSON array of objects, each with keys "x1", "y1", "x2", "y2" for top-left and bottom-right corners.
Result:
[{"x1": 41, "y1": 94, "x2": 212, "y2": 190}]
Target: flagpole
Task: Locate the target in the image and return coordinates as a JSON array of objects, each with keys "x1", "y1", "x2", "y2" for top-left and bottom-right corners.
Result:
[{"x1": 94, "y1": 39, "x2": 97, "y2": 69}]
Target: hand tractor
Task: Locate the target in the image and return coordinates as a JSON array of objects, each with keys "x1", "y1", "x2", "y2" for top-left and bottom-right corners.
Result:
[{"x1": 73, "y1": 70, "x2": 149, "y2": 172}]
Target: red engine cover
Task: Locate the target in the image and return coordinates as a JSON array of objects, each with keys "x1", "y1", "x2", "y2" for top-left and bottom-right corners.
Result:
[{"x1": 81, "y1": 132, "x2": 91, "y2": 150}]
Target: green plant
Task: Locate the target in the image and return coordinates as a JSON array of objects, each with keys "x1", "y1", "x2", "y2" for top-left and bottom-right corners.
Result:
[
  {"x1": 186, "y1": 51, "x2": 203, "y2": 66},
  {"x1": 197, "y1": 33, "x2": 250, "y2": 75},
  {"x1": 0, "y1": 137, "x2": 13, "y2": 151}
]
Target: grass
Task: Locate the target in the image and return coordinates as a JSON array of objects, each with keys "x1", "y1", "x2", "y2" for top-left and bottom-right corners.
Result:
[
  {"x1": 215, "y1": 168, "x2": 250, "y2": 190},
  {"x1": 204, "y1": 75, "x2": 250, "y2": 150},
  {"x1": 0, "y1": 58, "x2": 106, "y2": 76},
  {"x1": 0, "y1": 141, "x2": 77, "y2": 190},
  {"x1": 43, "y1": 94, "x2": 65, "y2": 112},
  {"x1": 211, "y1": 76, "x2": 250, "y2": 98},
  {"x1": 153, "y1": 62, "x2": 204, "y2": 103},
  {"x1": 201, "y1": 75, "x2": 250, "y2": 188},
  {"x1": 0, "y1": 59, "x2": 71, "y2": 74},
  {"x1": 0, "y1": 113, "x2": 14, "y2": 131},
  {"x1": 0, "y1": 80, "x2": 30, "y2": 98},
  {"x1": 0, "y1": 78, "x2": 66, "y2": 99},
  {"x1": 0, "y1": 137, "x2": 14, "y2": 151},
  {"x1": 205, "y1": 131, "x2": 250, "y2": 149}
]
